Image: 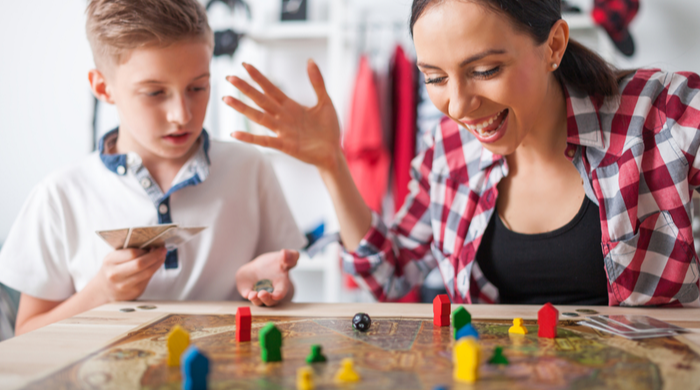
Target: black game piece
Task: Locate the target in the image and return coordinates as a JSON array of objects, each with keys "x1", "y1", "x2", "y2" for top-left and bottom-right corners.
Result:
[{"x1": 352, "y1": 313, "x2": 371, "y2": 332}]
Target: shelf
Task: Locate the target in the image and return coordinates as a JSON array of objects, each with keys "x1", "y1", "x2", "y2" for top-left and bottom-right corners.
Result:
[
  {"x1": 563, "y1": 13, "x2": 596, "y2": 30},
  {"x1": 247, "y1": 22, "x2": 331, "y2": 42}
]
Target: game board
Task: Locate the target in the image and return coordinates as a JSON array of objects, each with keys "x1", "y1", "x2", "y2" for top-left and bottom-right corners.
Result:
[{"x1": 22, "y1": 314, "x2": 700, "y2": 389}]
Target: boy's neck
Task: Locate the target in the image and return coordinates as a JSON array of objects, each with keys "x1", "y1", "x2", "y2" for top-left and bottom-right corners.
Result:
[{"x1": 113, "y1": 130, "x2": 201, "y2": 193}]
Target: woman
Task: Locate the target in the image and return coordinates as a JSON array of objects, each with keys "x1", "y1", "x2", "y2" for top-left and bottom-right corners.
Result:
[{"x1": 223, "y1": 0, "x2": 700, "y2": 307}]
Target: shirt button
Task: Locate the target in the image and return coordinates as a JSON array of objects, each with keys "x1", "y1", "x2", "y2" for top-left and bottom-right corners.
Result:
[
  {"x1": 159, "y1": 204, "x2": 169, "y2": 214},
  {"x1": 141, "y1": 178, "x2": 152, "y2": 189},
  {"x1": 566, "y1": 149, "x2": 575, "y2": 158},
  {"x1": 116, "y1": 165, "x2": 126, "y2": 175}
]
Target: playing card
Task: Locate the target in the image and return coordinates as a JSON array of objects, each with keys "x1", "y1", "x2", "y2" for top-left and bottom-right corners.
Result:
[
  {"x1": 124, "y1": 224, "x2": 177, "y2": 248},
  {"x1": 96, "y1": 224, "x2": 205, "y2": 250},
  {"x1": 140, "y1": 227, "x2": 207, "y2": 250},
  {"x1": 604, "y1": 315, "x2": 686, "y2": 333},
  {"x1": 96, "y1": 228, "x2": 130, "y2": 249},
  {"x1": 577, "y1": 321, "x2": 681, "y2": 339}
]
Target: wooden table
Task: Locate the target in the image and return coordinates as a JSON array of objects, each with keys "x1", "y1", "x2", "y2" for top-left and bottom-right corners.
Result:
[{"x1": 0, "y1": 301, "x2": 699, "y2": 389}]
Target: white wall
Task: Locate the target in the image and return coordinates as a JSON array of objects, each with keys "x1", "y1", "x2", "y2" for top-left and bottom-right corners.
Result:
[{"x1": 0, "y1": 0, "x2": 94, "y2": 242}]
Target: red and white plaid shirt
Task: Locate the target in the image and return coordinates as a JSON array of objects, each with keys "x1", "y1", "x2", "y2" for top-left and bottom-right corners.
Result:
[{"x1": 342, "y1": 69, "x2": 700, "y2": 307}]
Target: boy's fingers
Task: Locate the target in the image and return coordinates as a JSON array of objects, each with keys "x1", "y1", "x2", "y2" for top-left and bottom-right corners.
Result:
[
  {"x1": 125, "y1": 256, "x2": 164, "y2": 285},
  {"x1": 247, "y1": 291, "x2": 264, "y2": 306},
  {"x1": 281, "y1": 249, "x2": 300, "y2": 271},
  {"x1": 270, "y1": 277, "x2": 290, "y2": 302},
  {"x1": 114, "y1": 248, "x2": 166, "y2": 278},
  {"x1": 222, "y1": 96, "x2": 278, "y2": 130},
  {"x1": 258, "y1": 290, "x2": 278, "y2": 306},
  {"x1": 307, "y1": 59, "x2": 329, "y2": 103},
  {"x1": 231, "y1": 132, "x2": 284, "y2": 151},
  {"x1": 108, "y1": 248, "x2": 148, "y2": 265},
  {"x1": 242, "y1": 62, "x2": 289, "y2": 103},
  {"x1": 226, "y1": 76, "x2": 281, "y2": 114}
]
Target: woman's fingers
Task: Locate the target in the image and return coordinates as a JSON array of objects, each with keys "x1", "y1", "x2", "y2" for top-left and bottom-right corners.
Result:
[
  {"x1": 247, "y1": 291, "x2": 264, "y2": 306},
  {"x1": 258, "y1": 290, "x2": 279, "y2": 306},
  {"x1": 307, "y1": 59, "x2": 329, "y2": 104},
  {"x1": 226, "y1": 76, "x2": 281, "y2": 115},
  {"x1": 231, "y1": 131, "x2": 284, "y2": 150},
  {"x1": 243, "y1": 62, "x2": 289, "y2": 104},
  {"x1": 222, "y1": 96, "x2": 278, "y2": 130}
]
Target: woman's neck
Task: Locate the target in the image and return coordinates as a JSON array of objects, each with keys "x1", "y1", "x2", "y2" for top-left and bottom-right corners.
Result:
[{"x1": 506, "y1": 77, "x2": 569, "y2": 171}]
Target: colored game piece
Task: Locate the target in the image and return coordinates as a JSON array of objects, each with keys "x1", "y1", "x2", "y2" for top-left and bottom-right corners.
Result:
[
  {"x1": 181, "y1": 346, "x2": 209, "y2": 390},
  {"x1": 508, "y1": 318, "x2": 528, "y2": 335},
  {"x1": 453, "y1": 337, "x2": 480, "y2": 383},
  {"x1": 167, "y1": 325, "x2": 190, "y2": 367},
  {"x1": 137, "y1": 305, "x2": 157, "y2": 310},
  {"x1": 488, "y1": 346, "x2": 509, "y2": 365},
  {"x1": 352, "y1": 313, "x2": 372, "y2": 332},
  {"x1": 451, "y1": 306, "x2": 471, "y2": 339},
  {"x1": 297, "y1": 366, "x2": 315, "y2": 390},
  {"x1": 538, "y1": 303, "x2": 559, "y2": 339},
  {"x1": 562, "y1": 312, "x2": 580, "y2": 317},
  {"x1": 119, "y1": 308, "x2": 135, "y2": 312},
  {"x1": 433, "y1": 294, "x2": 450, "y2": 327},
  {"x1": 236, "y1": 306, "x2": 252, "y2": 343},
  {"x1": 305, "y1": 344, "x2": 327, "y2": 364},
  {"x1": 455, "y1": 323, "x2": 479, "y2": 340},
  {"x1": 334, "y1": 358, "x2": 360, "y2": 383},
  {"x1": 259, "y1": 322, "x2": 282, "y2": 362}
]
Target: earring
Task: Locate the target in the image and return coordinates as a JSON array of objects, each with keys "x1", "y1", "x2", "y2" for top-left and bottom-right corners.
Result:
[{"x1": 552, "y1": 63, "x2": 559, "y2": 69}]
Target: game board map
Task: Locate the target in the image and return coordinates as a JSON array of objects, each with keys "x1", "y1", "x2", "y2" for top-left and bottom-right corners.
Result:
[{"x1": 22, "y1": 314, "x2": 700, "y2": 390}]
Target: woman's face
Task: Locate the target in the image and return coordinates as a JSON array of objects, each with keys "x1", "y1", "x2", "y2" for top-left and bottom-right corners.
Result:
[{"x1": 413, "y1": 0, "x2": 556, "y2": 156}]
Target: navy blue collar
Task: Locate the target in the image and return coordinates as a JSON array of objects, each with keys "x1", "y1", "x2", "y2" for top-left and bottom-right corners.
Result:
[{"x1": 98, "y1": 128, "x2": 211, "y2": 175}]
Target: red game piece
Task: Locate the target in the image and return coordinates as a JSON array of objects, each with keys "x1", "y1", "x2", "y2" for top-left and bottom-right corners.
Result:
[
  {"x1": 236, "y1": 306, "x2": 252, "y2": 342},
  {"x1": 433, "y1": 294, "x2": 451, "y2": 327},
  {"x1": 537, "y1": 303, "x2": 559, "y2": 338}
]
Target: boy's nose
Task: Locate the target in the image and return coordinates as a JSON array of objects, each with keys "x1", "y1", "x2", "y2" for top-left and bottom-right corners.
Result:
[{"x1": 167, "y1": 95, "x2": 193, "y2": 125}]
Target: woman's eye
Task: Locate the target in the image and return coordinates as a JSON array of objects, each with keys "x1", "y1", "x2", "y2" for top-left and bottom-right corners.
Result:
[
  {"x1": 473, "y1": 66, "x2": 501, "y2": 78},
  {"x1": 425, "y1": 76, "x2": 447, "y2": 85}
]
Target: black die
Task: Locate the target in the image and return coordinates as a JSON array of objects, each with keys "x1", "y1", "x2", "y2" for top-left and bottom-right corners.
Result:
[{"x1": 352, "y1": 313, "x2": 372, "y2": 332}]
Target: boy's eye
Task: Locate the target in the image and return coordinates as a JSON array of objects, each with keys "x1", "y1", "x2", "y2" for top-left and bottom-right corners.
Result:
[
  {"x1": 147, "y1": 90, "x2": 164, "y2": 97},
  {"x1": 473, "y1": 66, "x2": 501, "y2": 78}
]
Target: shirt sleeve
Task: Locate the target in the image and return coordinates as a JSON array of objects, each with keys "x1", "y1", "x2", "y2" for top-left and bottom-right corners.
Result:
[
  {"x1": 253, "y1": 155, "x2": 307, "y2": 257},
  {"x1": 340, "y1": 130, "x2": 438, "y2": 301},
  {"x1": 664, "y1": 71, "x2": 700, "y2": 307},
  {"x1": 0, "y1": 180, "x2": 75, "y2": 301}
]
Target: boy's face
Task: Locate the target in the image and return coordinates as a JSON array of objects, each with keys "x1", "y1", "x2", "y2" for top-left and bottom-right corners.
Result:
[{"x1": 103, "y1": 40, "x2": 212, "y2": 162}]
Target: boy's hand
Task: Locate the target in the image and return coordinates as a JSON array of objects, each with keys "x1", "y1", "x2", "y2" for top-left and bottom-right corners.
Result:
[
  {"x1": 223, "y1": 61, "x2": 343, "y2": 174},
  {"x1": 236, "y1": 249, "x2": 299, "y2": 307},
  {"x1": 91, "y1": 247, "x2": 167, "y2": 303}
]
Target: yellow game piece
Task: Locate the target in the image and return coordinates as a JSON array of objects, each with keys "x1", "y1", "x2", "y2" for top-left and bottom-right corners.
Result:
[
  {"x1": 297, "y1": 366, "x2": 315, "y2": 390},
  {"x1": 453, "y1": 338, "x2": 480, "y2": 383},
  {"x1": 167, "y1": 325, "x2": 190, "y2": 366},
  {"x1": 334, "y1": 358, "x2": 360, "y2": 383},
  {"x1": 508, "y1": 318, "x2": 528, "y2": 335}
]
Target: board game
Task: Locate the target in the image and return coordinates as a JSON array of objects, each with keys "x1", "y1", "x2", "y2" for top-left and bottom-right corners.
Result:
[{"x1": 22, "y1": 313, "x2": 700, "y2": 389}]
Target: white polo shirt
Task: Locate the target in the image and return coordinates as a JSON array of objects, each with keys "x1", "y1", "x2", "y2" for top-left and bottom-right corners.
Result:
[{"x1": 0, "y1": 130, "x2": 306, "y2": 301}]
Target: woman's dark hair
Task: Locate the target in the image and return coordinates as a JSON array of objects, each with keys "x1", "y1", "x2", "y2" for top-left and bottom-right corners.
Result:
[{"x1": 410, "y1": 0, "x2": 632, "y2": 97}]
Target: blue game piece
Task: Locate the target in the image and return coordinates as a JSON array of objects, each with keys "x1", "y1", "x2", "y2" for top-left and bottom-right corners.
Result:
[
  {"x1": 433, "y1": 386, "x2": 449, "y2": 390},
  {"x1": 455, "y1": 323, "x2": 479, "y2": 340},
  {"x1": 181, "y1": 346, "x2": 209, "y2": 390}
]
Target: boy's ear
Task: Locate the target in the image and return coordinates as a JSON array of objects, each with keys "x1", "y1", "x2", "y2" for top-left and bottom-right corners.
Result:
[{"x1": 88, "y1": 69, "x2": 115, "y2": 104}]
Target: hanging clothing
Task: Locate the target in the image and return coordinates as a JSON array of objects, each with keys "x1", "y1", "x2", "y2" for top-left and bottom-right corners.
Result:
[
  {"x1": 343, "y1": 55, "x2": 391, "y2": 213},
  {"x1": 391, "y1": 45, "x2": 417, "y2": 213}
]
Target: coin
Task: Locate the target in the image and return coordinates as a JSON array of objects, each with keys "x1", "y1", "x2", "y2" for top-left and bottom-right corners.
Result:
[
  {"x1": 137, "y1": 305, "x2": 157, "y2": 310},
  {"x1": 254, "y1": 279, "x2": 274, "y2": 293},
  {"x1": 575, "y1": 309, "x2": 598, "y2": 314},
  {"x1": 562, "y1": 312, "x2": 580, "y2": 317},
  {"x1": 119, "y1": 308, "x2": 135, "y2": 312}
]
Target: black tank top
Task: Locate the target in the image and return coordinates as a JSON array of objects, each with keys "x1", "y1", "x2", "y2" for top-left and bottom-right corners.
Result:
[{"x1": 476, "y1": 196, "x2": 609, "y2": 305}]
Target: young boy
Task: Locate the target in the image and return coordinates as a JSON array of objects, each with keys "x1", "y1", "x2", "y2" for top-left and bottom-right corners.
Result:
[{"x1": 0, "y1": 0, "x2": 305, "y2": 336}]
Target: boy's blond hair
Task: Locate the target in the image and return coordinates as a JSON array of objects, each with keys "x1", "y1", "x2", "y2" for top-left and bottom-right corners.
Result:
[{"x1": 86, "y1": 0, "x2": 213, "y2": 69}]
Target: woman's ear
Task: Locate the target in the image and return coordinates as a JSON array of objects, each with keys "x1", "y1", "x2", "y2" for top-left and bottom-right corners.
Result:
[
  {"x1": 547, "y1": 19, "x2": 570, "y2": 70},
  {"x1": 88, "y1": 69, "x2": 115, "y2": 104}
]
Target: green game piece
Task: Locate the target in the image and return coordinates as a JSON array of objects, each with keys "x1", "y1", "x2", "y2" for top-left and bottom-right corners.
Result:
[
  {"x1": 451, "y1": 306, "x2": 471, "y2": 339},
  {"x1": 305, "y1": 344, "x2": 327, "y2": 364},
  {"x1": 488, "y1": 346, "x2": 509, "y2": 365},
  {"x1": 259, "y1": 322, "x2": 282, "y2": 362}
]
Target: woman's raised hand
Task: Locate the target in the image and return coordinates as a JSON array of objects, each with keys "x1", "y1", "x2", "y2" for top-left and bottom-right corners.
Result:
[{"x1": 223, "y1": 60, "x2": 342, "y2": 173}]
